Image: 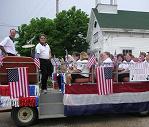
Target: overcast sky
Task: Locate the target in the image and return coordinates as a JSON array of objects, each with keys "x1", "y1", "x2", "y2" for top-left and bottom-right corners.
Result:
[{"x1": 0, "y1": 0, "x2": 149, "y2": 40}]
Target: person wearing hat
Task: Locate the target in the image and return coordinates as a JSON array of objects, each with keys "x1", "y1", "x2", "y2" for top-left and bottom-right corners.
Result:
[{"x1": 66, "y1": 51, "x2": 89, "y2": 84}]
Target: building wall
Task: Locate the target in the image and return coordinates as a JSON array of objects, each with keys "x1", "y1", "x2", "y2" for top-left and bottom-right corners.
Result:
[
  {"x1": 102, "y1": 32, "x2": 149, "y2": 57},
  {"x1": 90, "y1": 27, "x2": 149, "y2": 57}
]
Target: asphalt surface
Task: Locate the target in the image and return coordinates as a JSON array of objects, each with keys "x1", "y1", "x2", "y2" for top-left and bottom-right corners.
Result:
[{"x1": 1, "y1": 112, "x2": 149, "y2": 127}]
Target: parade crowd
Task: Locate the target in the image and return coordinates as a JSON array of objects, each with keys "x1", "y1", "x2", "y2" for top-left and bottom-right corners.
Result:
[{"x1": 57, "y1": 51, "x2": 149, "y2": 85}]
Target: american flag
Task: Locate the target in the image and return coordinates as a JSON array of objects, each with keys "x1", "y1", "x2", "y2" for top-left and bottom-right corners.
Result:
[
  {"x1": 34, "y1": 58, "x2": 40, "y2": 68},
  {"x1": 7, "y1": 67, "x2": 29, "y2": 99},
  {"x1": 0, "y1": 56, "x2": 4, "y2": 65},
  {"x1": 96, "y1": 66, "x2": 113, "y2": 95},
  {"x1": 114, "y1": 50, "x2": 117, "y2": 62},
  {"x1": 87, "y1": 55, "x2": 96, "y2": 68}
]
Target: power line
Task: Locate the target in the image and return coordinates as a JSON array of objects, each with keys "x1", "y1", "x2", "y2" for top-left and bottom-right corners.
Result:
[{"x1": 0, "y1": 24, "x2": 18, "y2": 27}]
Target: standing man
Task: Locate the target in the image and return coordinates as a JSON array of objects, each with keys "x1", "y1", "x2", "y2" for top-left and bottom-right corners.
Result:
[
  {"x1": 35, "y1": 34, "x2": 52, "y2": 93},
  {"x1": 0, "y1": 29, "x2": 17, "y2": 56}
]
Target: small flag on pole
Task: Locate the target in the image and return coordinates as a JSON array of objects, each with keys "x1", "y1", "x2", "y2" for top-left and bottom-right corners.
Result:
[
  {"x1": 0, "y1": 56, "x2": 4, "y2": 65},
  {"x1": 34, "y1": 58, "x2": 40, "y2": 68},
  {"x1": 114, "y1": 50, "x2": 117, "y2": 62},
  {"x1": 96, "y1": 66, "x2": 113, "y2": 95},
  {"x1": 87, "y1": 55, "x2": 96, "y2": 68},
  {"x1": 7, "y1": 67, "x2": 29, "y2": 99}
]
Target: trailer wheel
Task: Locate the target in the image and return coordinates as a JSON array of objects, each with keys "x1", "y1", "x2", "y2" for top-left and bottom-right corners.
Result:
[{"x1": 11, "y1": 107, "x2": 38, "y2": 127}]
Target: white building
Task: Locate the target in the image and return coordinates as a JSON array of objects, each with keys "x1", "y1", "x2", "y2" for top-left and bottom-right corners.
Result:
[{"x1": 87, "y1": 0, "x2": 149, "y2": 57}]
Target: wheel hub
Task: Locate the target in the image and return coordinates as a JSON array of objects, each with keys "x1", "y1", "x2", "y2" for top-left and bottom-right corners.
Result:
[
  {"x1": 18, "y1": 107, "x2": 33, "y2": 123},
  {"x1": 23, "y1": 112, "x2": 28, "y2": 117}
]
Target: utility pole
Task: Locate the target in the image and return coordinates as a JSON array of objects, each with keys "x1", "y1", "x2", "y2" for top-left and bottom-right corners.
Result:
[
  {"x1": 95, "y1": 0, "x2": 98, "y2": 6},
  {"x1": 56, "y1": 0, "x2": 59, "y2": 15}
]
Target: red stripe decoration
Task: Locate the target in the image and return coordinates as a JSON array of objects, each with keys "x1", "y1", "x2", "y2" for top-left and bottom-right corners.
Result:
[
  {"x1": 96, "y1": 66, "x2": 113, "y2": 95},
  {"x1": 8, "y1": 67, "x2": 29, "y2": 99},
  {"x1": 0, "y1": 86, "x2": 10, "y2": 96},
  {"x1": 113, "y1": 82, "x2": 149, "y2": 93},
  {"x1": 65, "y1": 82, "x2": 149, "y2": 94},
  {"x1": 65, "y1": 84, "x2": 98, "y2": 94}
]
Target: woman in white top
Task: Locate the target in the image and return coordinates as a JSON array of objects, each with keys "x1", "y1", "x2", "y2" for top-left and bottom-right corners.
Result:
[
  {"x1": 66, "y1": 52, "x2": 89, "y2": 84},
  {"x1": 118, "y1": 53, "x2": 135, "y2": 71},
  {"x1": 100, "y1": 52, "x2": 113, "y2": 67},
  {"x1": 118, "y1": 53, "x2": 135, "y2": 82}
]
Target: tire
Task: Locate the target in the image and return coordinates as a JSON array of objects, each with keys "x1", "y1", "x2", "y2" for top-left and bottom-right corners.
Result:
[{"x1": 11, "y1": 107, "x2": 38, "y2": 127}]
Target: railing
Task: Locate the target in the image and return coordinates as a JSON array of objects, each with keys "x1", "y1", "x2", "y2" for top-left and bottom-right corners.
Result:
[{"x1": 55, "y1": 62, "x2": 149, "y2": 85}]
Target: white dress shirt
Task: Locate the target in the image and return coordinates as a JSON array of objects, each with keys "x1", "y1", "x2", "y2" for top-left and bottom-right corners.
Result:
[
  {"x1": 0, "y1": 36, "x2": 16, "y2": 55},
  {"x1": 35, "y1": 43, "x2": 51, "y2": 59}
]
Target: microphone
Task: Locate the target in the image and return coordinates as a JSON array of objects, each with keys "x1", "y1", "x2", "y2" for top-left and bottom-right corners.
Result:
[
  {"x1": 27, "y1": 36, "x2": 35, "y2": 44},
  {"x1": 22, "y1": 36, "x2": 35, "y2": 48}
]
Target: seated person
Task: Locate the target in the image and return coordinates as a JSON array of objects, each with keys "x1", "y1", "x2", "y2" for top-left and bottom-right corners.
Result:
[
  {"x1": 138, "y1": 52, "x2": 146, "y2": 62},
  {"x1": 57, "y1": 58, "x2": 67, "y2": 73},
  {"x1": 65, "y1": 54, "x2": 74, "y2": 70},
  {"x1": 116, "y1": 54, "x2": 124, "y2": 64},
  {"x1": 99, "y1": 51, "x2": 113, "y2": 67},
  {"x1": 72, "y1": 52, "x2": 80, "y2": 62},
  {"x1": 66, "y1": 52, "x2": 89, "y2": 84},
  {"x1": 118, "y1": 53, "x2": 135, "y2": 82},
  {"x1": 112, "y1": 54, "x2": 124, "y2": 81}
]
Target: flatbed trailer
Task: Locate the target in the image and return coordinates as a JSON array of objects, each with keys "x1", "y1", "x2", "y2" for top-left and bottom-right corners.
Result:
[{"x1": 1, "y1": 56, "x2": 149, "y2": 127}]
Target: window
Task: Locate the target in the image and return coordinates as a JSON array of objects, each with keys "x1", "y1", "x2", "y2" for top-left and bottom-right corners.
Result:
[
  {"x1": 122, "y1": 49, "x2": 132, "y2": 55},
  {"x1": 93, "y1": 32, "x2": 98, "y2": 44},
  {"x1": 94, "y1": 21, "x2": 97, "y2": 28}
]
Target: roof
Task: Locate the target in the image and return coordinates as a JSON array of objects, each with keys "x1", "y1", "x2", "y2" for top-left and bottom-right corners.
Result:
[{"x1": 92, "y1": 8, "x2": 149, "y2": 30}]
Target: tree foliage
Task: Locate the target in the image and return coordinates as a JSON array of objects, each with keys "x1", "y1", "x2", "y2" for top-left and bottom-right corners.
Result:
[
  {"x1": 17, "y1": 17, "x2": 55, "y2": 56},
  {"x1": 16, "y1": 6, "x2": 89, "y2": 57}
]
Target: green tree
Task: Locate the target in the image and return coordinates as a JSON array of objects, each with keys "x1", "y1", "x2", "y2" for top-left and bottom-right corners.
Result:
[
  {"x1": 54, "y1": 6, "x2": 89, "y2": 56},
  {"x1": 16, "y1": 6, "x2": 89, "y2": 57},
  {"x1": 17, "y1": 17, "x2": 55, "y2": 56}
]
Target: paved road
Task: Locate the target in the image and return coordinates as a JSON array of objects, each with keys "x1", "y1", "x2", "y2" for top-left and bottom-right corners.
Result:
[{"x1": 0, "y1": 112, "x2": 149, "y2": 127}]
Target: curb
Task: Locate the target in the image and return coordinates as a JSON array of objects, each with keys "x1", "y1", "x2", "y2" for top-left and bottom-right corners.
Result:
[{"x1": 0, "y1": 109, "x2": 11, "y2": 113}]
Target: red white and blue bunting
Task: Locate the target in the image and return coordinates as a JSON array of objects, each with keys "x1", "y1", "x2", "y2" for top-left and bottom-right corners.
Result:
[
  {"x1": 0, "y1": 96, "x2": 12, "y2": 109},
  {"x1": 64, "y1": 83, "x2": 149, "y2": 116},
  {"x1": 0, "y1": 84, "x2": 39, "y2": 109}
]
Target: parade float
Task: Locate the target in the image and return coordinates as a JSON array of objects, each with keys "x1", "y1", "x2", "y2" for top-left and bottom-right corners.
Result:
[{"x1": 0, "y1": 56, "x2": 149, "y2": 127}]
